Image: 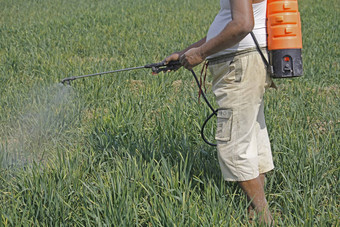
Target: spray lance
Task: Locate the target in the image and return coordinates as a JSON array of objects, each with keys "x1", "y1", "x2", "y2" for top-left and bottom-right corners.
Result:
[
  {"x1": 61, "y1": 60, "x2": 218, "y2": 146},
  {"x1": 61, "y1": 61, "x2": 182, "y2": 85}
]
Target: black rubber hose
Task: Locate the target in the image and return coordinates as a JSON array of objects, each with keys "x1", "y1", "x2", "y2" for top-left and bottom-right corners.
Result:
[{"x1": 189, "y1": 69, "x2": 217, "y2": 147}]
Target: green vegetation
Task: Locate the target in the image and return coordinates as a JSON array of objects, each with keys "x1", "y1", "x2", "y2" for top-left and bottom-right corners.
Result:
[{"x1": 0, "y1": 0, "x2": 339, "y2": 226}]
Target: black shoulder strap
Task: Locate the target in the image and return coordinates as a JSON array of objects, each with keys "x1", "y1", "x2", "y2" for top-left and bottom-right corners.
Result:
[{"x1": 250, "y1": 32, "x2": 274, "y2": 74}]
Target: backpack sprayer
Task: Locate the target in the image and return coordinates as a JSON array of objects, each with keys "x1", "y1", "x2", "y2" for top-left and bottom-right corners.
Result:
[
  {"x1": 61, "y1": 60, "x2": 218, "y2": 146},
  {"x1": 61, "y1": 0, "x2": 304, "y2": 146},
  {"x1": 252, "y1": 0, "x2": 303, "y2": 78}
]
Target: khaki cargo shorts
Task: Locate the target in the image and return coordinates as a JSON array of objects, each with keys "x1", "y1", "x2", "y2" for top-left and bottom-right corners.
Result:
[{"x1": 208, "y1": 48, "x2": 274, "y2": 182}]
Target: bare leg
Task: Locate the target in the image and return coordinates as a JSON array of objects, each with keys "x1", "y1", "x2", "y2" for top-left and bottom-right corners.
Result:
[
  {"x1": 239, "y1": 174, "x2": 273, "y2": 225},
  {"x1": 247, "y1": 174, "x2": 267, "y2": 222},
  {"x1": 259, "y1": 173, "x2": 266, "y2": 188}
]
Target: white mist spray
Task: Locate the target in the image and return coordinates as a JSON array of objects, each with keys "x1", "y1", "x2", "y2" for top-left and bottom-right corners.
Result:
[{"x1": 0, "y1": 83, "x2": 80, "y2": 168}]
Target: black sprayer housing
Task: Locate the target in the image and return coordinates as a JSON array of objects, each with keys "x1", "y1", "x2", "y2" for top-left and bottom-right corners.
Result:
[{"x1": 270, "y1": 49, "x2": 303, "y2": 78}]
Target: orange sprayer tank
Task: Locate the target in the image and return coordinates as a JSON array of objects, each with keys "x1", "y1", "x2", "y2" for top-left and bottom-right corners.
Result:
[{"x1": 267, "y1": 0, "x2": 303, "y2": 78}]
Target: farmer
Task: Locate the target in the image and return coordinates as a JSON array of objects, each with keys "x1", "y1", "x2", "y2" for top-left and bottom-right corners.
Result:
[{"x1": 165, "y1": 0, "x2": 274, "y2": 224}]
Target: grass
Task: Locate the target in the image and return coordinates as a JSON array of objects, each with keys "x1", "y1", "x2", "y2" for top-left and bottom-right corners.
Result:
[{"x1": 0, "y1": 0, "x2": 339, "y2": 226}]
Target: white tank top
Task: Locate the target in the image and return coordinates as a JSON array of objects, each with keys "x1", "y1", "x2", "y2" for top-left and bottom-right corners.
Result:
[{"x1": 206, "y1": 0, "x2": 267, "y2": 59}]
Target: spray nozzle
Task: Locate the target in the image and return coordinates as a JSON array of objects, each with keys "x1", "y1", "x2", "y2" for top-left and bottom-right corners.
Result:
[{"x1": 61, "y1": 77, "x2": 76, "y2": 85}]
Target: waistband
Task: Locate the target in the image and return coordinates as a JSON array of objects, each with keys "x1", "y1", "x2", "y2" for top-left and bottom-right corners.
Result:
[{"x1": 207, "y1": 47, "x2": 267, "y2": 65}]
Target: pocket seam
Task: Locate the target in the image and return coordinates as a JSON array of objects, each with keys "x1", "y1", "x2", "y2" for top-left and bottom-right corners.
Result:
[{"x1": 215, "y1": 109, "x2": 233, "y2": 142}]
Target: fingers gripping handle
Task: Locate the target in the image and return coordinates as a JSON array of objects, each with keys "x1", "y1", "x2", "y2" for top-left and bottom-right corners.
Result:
[{"x1": 144, "y1": 60, "x2": 181, "y2": 74}]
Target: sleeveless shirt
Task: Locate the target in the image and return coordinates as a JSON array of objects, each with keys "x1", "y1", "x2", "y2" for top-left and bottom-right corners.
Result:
[{"x1": 206, "y1": 0, "x2": 267, "y2": 59}]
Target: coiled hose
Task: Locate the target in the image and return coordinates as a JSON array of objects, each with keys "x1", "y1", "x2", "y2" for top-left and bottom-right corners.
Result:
[{"x1": 189, "y1": 69, "x2": 218, "y2": 147}]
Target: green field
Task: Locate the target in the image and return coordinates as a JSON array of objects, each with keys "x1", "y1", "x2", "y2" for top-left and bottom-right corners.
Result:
[{"x1": 0, "y1": 0, "x2": 339, "y2": 226}]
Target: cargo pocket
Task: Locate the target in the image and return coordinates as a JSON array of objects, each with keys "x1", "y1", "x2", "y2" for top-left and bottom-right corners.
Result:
[{"x1": 215, "y1": 108, "x2": 233, "y2": 142}]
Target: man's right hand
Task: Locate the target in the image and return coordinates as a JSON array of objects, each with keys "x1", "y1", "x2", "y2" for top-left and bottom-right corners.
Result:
[
  {"x1": 164, "y1": 52, "x2": 183, "y2": 72},
  {"x1": 165, "y1": 52, "x2": 181, "y2": 63}
]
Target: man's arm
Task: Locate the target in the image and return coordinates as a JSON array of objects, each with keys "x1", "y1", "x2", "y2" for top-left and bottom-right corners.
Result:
[
  {"x1": 165, "y1": 37, "x2": 206, "y2": 64},
  {"x1": 179, "y1": 0, "x2": 254, "y2": 69}
]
